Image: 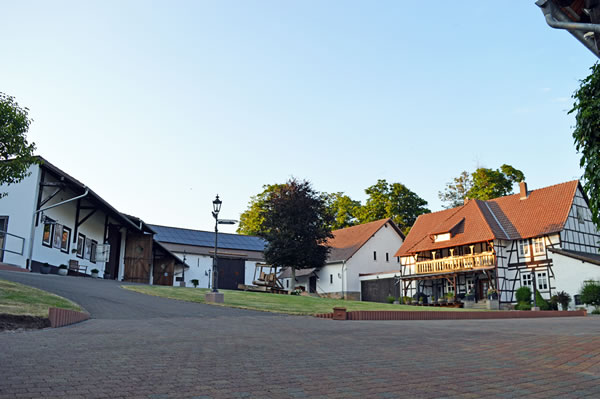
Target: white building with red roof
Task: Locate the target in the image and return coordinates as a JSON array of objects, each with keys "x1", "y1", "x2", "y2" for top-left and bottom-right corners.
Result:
[
  {"x1": 279, "y1": 218, "x2": 405, "y2": 300},
  {"x1": 392, "y1": 180, "x2": 600, "y2": 310}
]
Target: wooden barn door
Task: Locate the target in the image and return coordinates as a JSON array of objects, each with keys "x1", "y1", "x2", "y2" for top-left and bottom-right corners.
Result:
[
  {"x1": 216, "y1": 258, "x2": 245, "y2": 290},
  {"x1": 123, "y1": 233, "x2": 153, "y2": 283},
  {"x1": 153, "y1": 256, "x2": 174, "y2": 286}
]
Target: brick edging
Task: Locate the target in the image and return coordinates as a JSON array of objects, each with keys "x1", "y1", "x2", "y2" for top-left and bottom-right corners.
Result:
[
  {"x1": 316, "y1": 308, "x2": 587, "y2": 321},
  {"x1": 48, "y1": 307, "x2": 90, "y2": 328}
]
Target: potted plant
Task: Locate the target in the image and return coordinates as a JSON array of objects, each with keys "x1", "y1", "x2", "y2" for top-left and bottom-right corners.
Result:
[
  {"x1": 487, "y1": 288, "x2": 499, "y2": 300},
  {"x1": 418, "y1": 296, "x2": 424, "y2": 305},
  {"x1": 40, "y1": 262, "x2": 50, "y2": 275},
  {"x1": 430, "y1": 295, "x2": 436, "y2": 305},
  {"x1": 58, "y1": 264, "x2": 68, "y2": 276},
  {"x1": 465, "y1": 290, "x2": 475, "y2": 301},
  {"x1": 446, "y1": 291, "x2": 455, "y2": 303},
  {"x1": 191, "y1": 279, "x2": 199, "y2": 288},
  {"x1": 90, "y1": 268, "x2": 99, "y2": 278}
]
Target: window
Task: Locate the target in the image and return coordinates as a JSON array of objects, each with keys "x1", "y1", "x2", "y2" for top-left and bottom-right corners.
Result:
[
  {"x1": 518, "y1": 239, "x2": 530, "y2": 257},
  {"x1": 537, "y1": 272, "x2": 548, "y2": 290},
  {"x1": 574, "y1": 294, "x2": 582, "y2": 306},
  {"x1": 533, "y1": 237, "x2": 545, "y2": 256},
  {"x1": 521, "y1": 272, "x2": 532, "y2": 288},
  {"x1": 42, "y1": 221, "x2": 54, "y2": 247},
  {"x1": 0, "y1": 216, "x2": 7, "y2": 262},
  {"x1": 286, "y1": 280, "x2": 289, "y2": 288},
  {"x1": 330, "y1": 274, "x2": 333, "y2": 284},
  {"x1": 465, "y1": 278, "x2": 474, "y2": 293},
  {"x1": 434, "y1": 233, "x2": 451, "y2": 242},
  {"x1": 52, "y1": 224, "x2": 63, "y2": 249},
  {"x1": 76, "y1": 233, "x2": 85, "y2": 258},
  {"x1": 386, "y1": 253, "x2": 389, "y2": 262},
  {"x1": 397, "y1": 256, "x2": 400, "y2": 263},
  {"x1": 90, "y1": 240, "x2": 98, "y2": 263},
  {"x1": 445, "y1": 280, "x2": 454, "y2": 294},
  {"x1": 373, "y1": 251, "x2": 377, "y2": 261},
  {"x1": 60, "y1": 227, "x2": 71, "y2": 254}
]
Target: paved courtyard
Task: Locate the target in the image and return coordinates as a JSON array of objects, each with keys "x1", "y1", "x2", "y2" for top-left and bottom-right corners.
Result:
[{"x1": 1, "y1": 271, "x2": 599, "y2": 398}]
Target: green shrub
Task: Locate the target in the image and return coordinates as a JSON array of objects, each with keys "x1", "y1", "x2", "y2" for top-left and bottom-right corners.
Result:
[
  {"x1": 535, "y1": 290, "x2": 550, "y2": 310},
  {"x1": 516, "y1": 302, "x2": 531, "y2": 311},
  {"x1": 402, "y1": 296, "x2": 412, "y2": 304},
  {"x1": 516, "y1": 286, "x2": 531, "y2": 304},
  {"x1": 549, "y1": 295, "x2": 559, "y2": 311},
  {"x1": 592, "y1": 308, "x2": 600, "y2": 315},
  {"x1": 555, "y1": 291, "x2": 572, "y2": 310},
  {"x1": 580, "y1": 281, "x2": 600, "y2": 313},
  {"x1": 386, "y1": 296, "x2": 396, "y2": 304},
  {"x1": 191, "y1": 279, "x2": 199, "y2": 288}
]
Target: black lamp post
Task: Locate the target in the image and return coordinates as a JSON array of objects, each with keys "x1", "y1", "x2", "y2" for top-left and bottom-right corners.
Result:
[{"x1": 211, "y1": 194, "x2": 222, "y2": 293}]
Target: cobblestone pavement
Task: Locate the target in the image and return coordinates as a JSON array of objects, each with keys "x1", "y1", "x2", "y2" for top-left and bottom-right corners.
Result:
[{"x1": 1, "y1": 271, "x2": 600, "y2": 398}]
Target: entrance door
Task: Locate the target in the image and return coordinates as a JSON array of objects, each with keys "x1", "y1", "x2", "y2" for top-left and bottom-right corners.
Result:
[
  {"x1": 216, "y1": 258, "x2": 245, "y2": 290},
  {"x1": 478, "y1": 280, "x2": 490, "y2": 301},
  {"x1": 105, "y1": 224, "x2": 121, "y2": 280},
  {"x1": 309, "y1": 276, "x2": 317, "y2": 293},
  {"x1": 153, "y1": 256, "x2": 174, "y2": 286},
  {"x1": 123, "y1": 233, "x2": 153, "y2": 283}
]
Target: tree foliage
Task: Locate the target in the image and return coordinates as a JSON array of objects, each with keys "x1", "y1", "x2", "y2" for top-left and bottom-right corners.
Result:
[
  {"x1": 570, "y1": 63, "x2": 600, "y2": 227},
  {"x1": 0, "y1": 92, "x2": 38, "y2": 197},
  {"x1": 438, "y1": 164, "x2": 525, "y2": 208},
  {"x1": 258, "y1": 178, "x2": 334, "y2": 292},
  {"x1": 438, "y1": 171, "x2": 472, "y2": 209},
  {"x1": 356, "y1": 179, "x2": 429, "y2": 235},
  {"x1": 324, "y1": 192, "x2": 361, "y2": 230},
  {"x1": 237, "y1": 184, "x2": 283, "y2": 236},
  {"x1": 579, "y1": 280, "x2": 600, "y2": 311}
]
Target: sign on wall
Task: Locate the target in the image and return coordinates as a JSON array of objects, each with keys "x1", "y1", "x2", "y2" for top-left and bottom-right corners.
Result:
[{"x1": 95, "y1": 244, "x2": 110, "y2": 263}]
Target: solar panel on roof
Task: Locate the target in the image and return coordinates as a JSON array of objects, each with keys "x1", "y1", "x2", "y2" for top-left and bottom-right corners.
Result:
[{"x1": 149, "y1": 224, "x2": 266, "y2": 251}]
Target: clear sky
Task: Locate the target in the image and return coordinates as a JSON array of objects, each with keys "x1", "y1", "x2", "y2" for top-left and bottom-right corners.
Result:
[{"x1": 1, "y1": 1, "x2": 597, "y2": 233}]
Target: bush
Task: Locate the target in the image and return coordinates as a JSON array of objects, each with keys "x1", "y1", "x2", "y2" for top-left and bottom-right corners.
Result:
[
  {"x1": 191, "y1": 279, "x2": 199, "y2": 288},
  {"x1": 549, "y1": 295, "x2": 559, "y2": 311},
  {"x1": 555, "y1": 291, "x2": 572, "y2": 310},
  {"x1": 402, "y1": 296, "x2": 412, "y2": 304},
  {"x1": 580, "y1": 281, "x2": 600, "y2": 313},
  {"x1": 535, "y1": 290, "x2": 550, "y2": 311},
  {"x1": 516, "y1": 286, "x2": 531, "y2": 304},
  {"x1": 58, "y1": 264, "x2": 68, "y2": 269},
  {"x1": 386, "y1": 296, "x2": 396, "y2": 304},
  {"x1": 515, "y1": 302, "x2": 532, "y2": 311},
  {"x1": 592, "y1": 308, "x2": 600, "y2": 315}
]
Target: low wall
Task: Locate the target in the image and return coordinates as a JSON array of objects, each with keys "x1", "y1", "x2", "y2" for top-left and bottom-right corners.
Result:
[
  {"x1": 48, "y1": 307, "x2": 90, "y2": 328},
  {"x1": 316, "y1": 308, "x2": 587, "y2": 321}
]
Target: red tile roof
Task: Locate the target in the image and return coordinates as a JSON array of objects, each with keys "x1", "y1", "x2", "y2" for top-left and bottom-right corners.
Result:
[
  {"x1": 395, "y1": 180, "x2": 580, "y2": 257},
  {"x1": 327, "y1": 218, "x2": 404, "y2": 262}
]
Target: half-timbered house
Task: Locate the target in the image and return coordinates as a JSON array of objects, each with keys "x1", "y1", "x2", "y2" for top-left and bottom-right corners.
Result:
[{"x1": 393, "y1": 180, "x2": 600, "y2": 310}]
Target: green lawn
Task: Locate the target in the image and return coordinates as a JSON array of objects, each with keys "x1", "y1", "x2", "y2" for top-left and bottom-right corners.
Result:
[
  {"x1": 0, "y1": 279, "x2": 82, "y2": 317},
  {"x1": 122, "y1": 285, "x2": 475, "y2": 315}
]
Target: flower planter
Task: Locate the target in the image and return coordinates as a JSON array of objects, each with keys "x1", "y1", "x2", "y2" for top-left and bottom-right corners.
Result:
[
  {"x1": 58, "y1": 268, "x2": 68, "y2": 276},
  {"x1": 91, "y1": 272, "x2": 99, "y2": 278},
  {"x1": 39, "y1": 264, "x2": 50, "y2": 274}
]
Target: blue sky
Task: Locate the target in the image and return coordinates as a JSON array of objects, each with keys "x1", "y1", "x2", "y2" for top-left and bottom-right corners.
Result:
[{"x1": 1, "y1": 1, "x2": 597, "y2": 233}]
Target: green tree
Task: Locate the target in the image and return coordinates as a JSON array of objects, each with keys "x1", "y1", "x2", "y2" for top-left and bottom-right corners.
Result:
[
  {"x1": 357, "y1": 179, "x2": 429, "y2": 235},
  {"x1": 467, "y1": 164, "x2": 525, "y2": 201},
  {"x1": 438, "y1": 171, "x2": 472, "y2": 209},
  {"x1": 237, "y1": 184, "x2": 283, "y2": 235},
  {"x1": 258, "y1": 178, "x2": 334, "y2": 294},
  {"x1": 323, "y1": 192, "x2": 361, "y2": 230},
  {"x1": 570, "y1": 63, "x2": 600, "y2": 227},
  {"x1": 0, "y1": 92, "x2": 38, "y2": 197},
  {"x1": 579, "y1": 280, "x2": 600, "y2": 313}
]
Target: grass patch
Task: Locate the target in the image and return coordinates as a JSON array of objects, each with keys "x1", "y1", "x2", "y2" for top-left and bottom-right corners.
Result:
[
  {"x1": 0, "y1": 279, "x2": 82, "y2": 317},
  {"x1": 123, "y1": 285, "x2": 476, "y2": 315}
]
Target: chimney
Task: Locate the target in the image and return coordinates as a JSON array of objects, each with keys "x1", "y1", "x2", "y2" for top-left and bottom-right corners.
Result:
[
  {"x1": 463, "y1": 196, "x2": 469, "y2": 205},
  {"x1": 519, "y1": 181, "x2": 528, "y2": 200}
]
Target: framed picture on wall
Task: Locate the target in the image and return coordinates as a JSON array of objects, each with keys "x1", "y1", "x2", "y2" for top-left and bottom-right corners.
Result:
[
  {"x1": 76, "y1": 233, "x2": 85, "y2": 258},
  {"x1": 60, "y1": 227, "x2": 71, "y2": 254},
  {"x1": 53, "y1": 224, "x2": 63, "y2": 249},
  {"x1": 90, "y1": 240, "x2": 98, "y2": 263},
  {"x1": 42, "y1": 222, "x2": 54, "y2": 247},
  {"x1": 84, "y1": 237, "x2": 92, "y2": 260}
]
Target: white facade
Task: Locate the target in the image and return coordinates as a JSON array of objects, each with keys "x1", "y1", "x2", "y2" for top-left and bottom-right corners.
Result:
[
  {"x1": 550, "y1": 252, "x2": 600, "y2": 312},
  {"x1": 282, "y1": 221, "x2": 404, "y2": 299},
  {"x1": 172, "y1": 252, "x2": 259, "y2": 289}
]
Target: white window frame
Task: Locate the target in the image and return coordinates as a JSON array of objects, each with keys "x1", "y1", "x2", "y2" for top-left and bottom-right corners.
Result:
[
  {"x1": 537, "y1": 271, "x2": 548, "y2": 290},
  {"x1": 518, "y1": 239, "x2": 530, "y2": 257},
  {"x1": 445, "y1": 280, "x2": 454, "y2": 294},
  {"x1": 532, "y1": 237, "x2": 545, "y2": 256},
  {"x1": 521, "y1": 272, "x2": 532, "y2": 288},
  {"x1": 465, "y1": 278, "x2": 474, "y2": 293}
]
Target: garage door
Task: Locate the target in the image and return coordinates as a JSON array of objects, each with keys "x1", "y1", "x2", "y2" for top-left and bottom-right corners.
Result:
[
  {"x1": 216, "y1": 257, "x2": 245, "y2": 290},
  {"x1": 361, "y1": 278, "x2": 397, "y2": 303}
]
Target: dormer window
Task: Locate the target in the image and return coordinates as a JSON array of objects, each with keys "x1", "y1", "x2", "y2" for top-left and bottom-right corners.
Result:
[{"x1": 434, "y1": 233, "x2": 451, "y2": 242}]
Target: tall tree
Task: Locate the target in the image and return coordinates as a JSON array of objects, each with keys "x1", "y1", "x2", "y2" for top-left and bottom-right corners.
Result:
[
  {"x1": 357, "y1": 179, "x2": 429, "y2": 235},
  {"x1": 237, "y1": 184, "x2": 282, "y2": 235},
  {"x1": 0, "y1": 92, "x2": 38, "y2": 198},
  {"x1": 467, "y1": 164, "x2": 525, "y2": 201},
  {"x1": 570, "y1": 63, "x2": 600, "y2": 227},
  {"x1": 438, "y1": 171, "x2": 472, "y2": 209},
  {"x1": 258, "y1": 178, "x2": 334, "y2": 293},
  {"x1": 324, "y1": 192, "x2": 361, "y2": 230}
]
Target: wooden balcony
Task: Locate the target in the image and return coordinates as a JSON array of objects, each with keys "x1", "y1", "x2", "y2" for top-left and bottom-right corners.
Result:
[{"x1": 415, "y1": 252, "x2": 495, "y2": 275}]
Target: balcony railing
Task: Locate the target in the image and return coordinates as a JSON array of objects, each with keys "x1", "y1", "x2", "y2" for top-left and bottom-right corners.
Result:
[{"x1": 415, "y1": 251, "x2": 495, "y2": 275}]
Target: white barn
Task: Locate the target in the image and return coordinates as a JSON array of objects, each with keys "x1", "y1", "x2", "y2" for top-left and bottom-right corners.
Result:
[{"x1": 280, "y1": 218, "x2": 405, "y2": 300}]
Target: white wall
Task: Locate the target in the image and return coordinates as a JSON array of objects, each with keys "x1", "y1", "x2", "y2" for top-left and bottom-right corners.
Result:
[
  {"x1": 551, "y1": 252, "x2": 600, "y2": 312},
  {"x1": 344, "y1": 223, "x2": 403, "y2": 293},
  {"x1": 172, "y1": 252, "x2": 259, "y2": 288}
]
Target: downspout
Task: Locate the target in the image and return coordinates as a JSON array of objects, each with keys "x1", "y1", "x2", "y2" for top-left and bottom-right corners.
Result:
[
  {"x1": 341, "y1": 261, "x2": 346, "y2": 300},
  {"x1": 26, "y1": 187, "x2": 89, "y2": 270}
]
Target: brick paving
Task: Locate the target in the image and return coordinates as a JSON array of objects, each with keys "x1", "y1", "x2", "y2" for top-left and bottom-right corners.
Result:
[{"x1": 1, "y1": 271, "x2": 600, "y2": 398}]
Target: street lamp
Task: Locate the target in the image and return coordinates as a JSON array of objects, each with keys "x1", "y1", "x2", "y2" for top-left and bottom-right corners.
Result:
[{"x1": 211, "y1": 195, "x2": 222, "y2": 293}]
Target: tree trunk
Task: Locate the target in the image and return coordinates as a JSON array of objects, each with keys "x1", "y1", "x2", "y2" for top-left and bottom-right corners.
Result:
[{"x1": 289, "y1": 268, "x2": 296, "y2": 295}]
